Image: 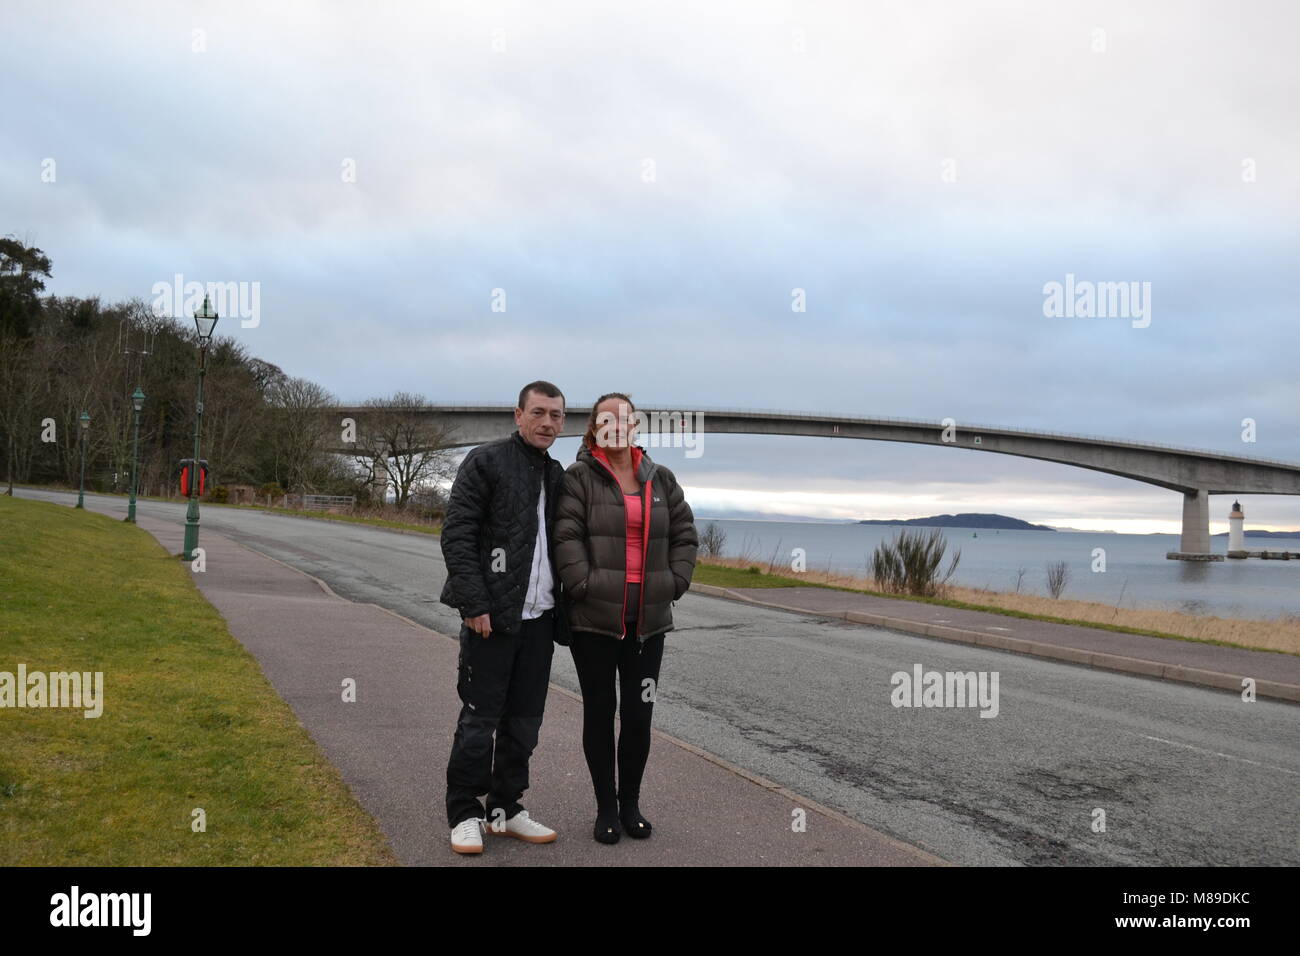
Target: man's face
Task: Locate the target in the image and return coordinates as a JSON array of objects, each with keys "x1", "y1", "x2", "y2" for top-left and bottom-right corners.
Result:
[{"x1": 515, "y1": 391, "x2": 565, "y2": 450}]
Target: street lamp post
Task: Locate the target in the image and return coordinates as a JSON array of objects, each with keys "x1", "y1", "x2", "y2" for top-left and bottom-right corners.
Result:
[
  {"x1": 126, "y1": 387, "x2": 146, "y2": 524},
  {"x1": 182, "y1": 296, "x2": 218, "y2": 561},
  {"x1": 76, "y1": 411, "x2": 90, "y2": 508}
]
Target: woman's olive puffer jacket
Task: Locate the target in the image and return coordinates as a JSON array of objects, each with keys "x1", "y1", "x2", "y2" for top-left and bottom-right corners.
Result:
[{"x1": 554, "y1": 441, "x2": 699, "y2": 643}]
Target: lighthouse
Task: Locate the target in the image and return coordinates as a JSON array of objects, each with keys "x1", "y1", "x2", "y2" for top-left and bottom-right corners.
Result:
[{"x1": 1227, "y1": 500, "x2": 1246, "y2": 557}]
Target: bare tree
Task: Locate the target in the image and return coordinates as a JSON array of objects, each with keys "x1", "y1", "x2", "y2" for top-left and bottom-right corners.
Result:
[
  {"x1": 266, "y1": 376, "x2": 336, "y2": 493},
  {"x1": 53, "y1": 298, "x2": 134, "y2": 489},
  {"x1": 699, "y1": 521, "x2": 727, "y2": 557},
  {"x1": 196, "y1": 338, "x2": 273, "y2": 485},
  {"x1": 352, "y1": 392, "x2": 460, "y2": 510},
  {"x1": 1045, "y1": 560, "x2": 1070, "y2": 599},
  {"x1": 0, "y1": 330, "x2": 43, "y2": 492}
]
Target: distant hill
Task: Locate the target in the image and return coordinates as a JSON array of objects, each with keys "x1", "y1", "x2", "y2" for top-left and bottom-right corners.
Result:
[
  {"x1": 858, "y1": 513, "x2": 1056, "y2": 531},
  {"x1": 692, "y1": 510, "x2": 855, "y2": 523}
]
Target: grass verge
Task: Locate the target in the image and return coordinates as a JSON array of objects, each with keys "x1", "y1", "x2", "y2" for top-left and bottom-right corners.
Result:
[
  {"x1": 693, "y1": 556, "x2": 1300, "y2": 656},
  {"x1": 0, "y1": 495, "x2": 398, "y2": 865},
  {"x1": 14, "y1": 484, "x2": 442, "y2": 536}
]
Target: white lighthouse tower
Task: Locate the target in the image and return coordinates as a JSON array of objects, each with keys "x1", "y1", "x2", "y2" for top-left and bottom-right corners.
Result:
[{"x1": 1227, "y1": 500, "x2": 1246, "y2": 557}]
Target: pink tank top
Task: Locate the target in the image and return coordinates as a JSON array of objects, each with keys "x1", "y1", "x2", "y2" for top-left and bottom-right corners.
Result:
[{"x1": 624, "y1": 492, "x2": 644, "y2": 583}]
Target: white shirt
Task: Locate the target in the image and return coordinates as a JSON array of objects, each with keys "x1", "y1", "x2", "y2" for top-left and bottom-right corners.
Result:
[{"x1": 521, "y1": 483, "x2": 555, "y2": 619}]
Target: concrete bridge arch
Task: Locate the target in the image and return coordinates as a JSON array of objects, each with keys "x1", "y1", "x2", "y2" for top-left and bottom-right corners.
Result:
[{"x1": 331, "y1": 403, "x2": 1300, "y2": 558}]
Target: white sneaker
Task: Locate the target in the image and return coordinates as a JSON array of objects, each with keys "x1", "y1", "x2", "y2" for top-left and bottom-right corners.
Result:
[
  {"x1": 488, "y1": 809, "x2": 557, "y2": 844},
  {"x1": 450, "y1": 817, "x2": 484, "y2": 854}
]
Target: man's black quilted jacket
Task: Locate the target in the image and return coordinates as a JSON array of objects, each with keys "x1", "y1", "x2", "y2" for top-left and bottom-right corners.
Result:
[{"x1": 438, "y1": 429, "x2": 568, "y2": 637}]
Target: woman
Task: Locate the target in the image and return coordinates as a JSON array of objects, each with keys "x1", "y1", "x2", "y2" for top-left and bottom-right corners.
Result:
[{"x1": 554, "y1": 393, "x2": 699, "y2": 843}]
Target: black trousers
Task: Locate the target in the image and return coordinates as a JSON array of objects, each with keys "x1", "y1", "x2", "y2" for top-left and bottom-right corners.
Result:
[
  {"x1": 568, "y1": 582, "x2": 666, "y2": 811},
  {"x1": 445, "y1": 609, "x2": 556, "y2": 828}
]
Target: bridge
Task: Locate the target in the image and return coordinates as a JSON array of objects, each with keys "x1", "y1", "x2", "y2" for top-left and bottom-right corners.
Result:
[{"x1": 331, "y1": 403, "x2": 1300, "y2": 559}]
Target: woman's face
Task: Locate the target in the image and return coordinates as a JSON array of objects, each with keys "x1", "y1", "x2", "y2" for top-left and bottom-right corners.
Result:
[{"x1": 594, "y1": 398, "x2": 637, "y2": 449}]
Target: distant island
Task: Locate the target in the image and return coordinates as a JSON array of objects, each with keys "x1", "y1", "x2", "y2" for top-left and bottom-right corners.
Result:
[{"x1": 858, "y1": 513, "x2": 1056, "y2": 531}]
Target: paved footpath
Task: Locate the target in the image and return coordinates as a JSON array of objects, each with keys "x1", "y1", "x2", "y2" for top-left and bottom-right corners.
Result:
[
  {"x1": 691, "y1": 585, "x2": 1300, "y2": 704},
  {"x1": 127, "y1": 513, "x2": 944, "y2": 866}
]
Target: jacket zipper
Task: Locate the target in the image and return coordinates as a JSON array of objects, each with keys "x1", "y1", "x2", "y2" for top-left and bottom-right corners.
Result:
[
  {"x1": 523, "y1": 464, "x2": 543, "y2": 619},
  {"x1": 517, "y1": 436, "x2": 552, "y2": 625},
  {"x1": 590, "y1": 451, "x2": 644, "y2": 642},
  {"x1": 636, "y1": 479, "x2": 651, "y2": 654}
]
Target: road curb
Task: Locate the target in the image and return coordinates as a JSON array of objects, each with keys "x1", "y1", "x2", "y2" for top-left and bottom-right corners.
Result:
[{"x1": 688, "y1": 583, "x2": 1300, "y2": 705}]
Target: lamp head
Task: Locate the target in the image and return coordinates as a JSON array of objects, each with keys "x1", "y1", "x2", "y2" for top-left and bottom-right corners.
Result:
[{"x1": 194, "y1": 294, "x2": 219, "y2": 345}]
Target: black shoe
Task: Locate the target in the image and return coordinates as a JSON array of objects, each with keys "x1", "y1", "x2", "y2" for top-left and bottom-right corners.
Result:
[
  {"x1": 619, "y1": 797, "x2": 652, "y2": 838},
  {"x1": 594, "y1": 805, "x2": 621, "y2": 844}
]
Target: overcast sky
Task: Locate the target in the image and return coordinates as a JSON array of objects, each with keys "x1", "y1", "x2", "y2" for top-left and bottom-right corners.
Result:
[{"x1": 5, "y1": 0, "x2": 1298, "y2": 532}]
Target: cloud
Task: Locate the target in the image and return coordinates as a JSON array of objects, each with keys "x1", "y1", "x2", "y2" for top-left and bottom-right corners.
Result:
[{"x1": 4, "y1": 0, "x2": 1297, "y2": 527}]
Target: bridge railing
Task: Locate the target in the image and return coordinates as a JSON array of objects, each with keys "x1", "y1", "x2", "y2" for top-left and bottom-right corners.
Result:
[{"x1": 330, "y1": 401, "x2": 1300, "y2": 469}]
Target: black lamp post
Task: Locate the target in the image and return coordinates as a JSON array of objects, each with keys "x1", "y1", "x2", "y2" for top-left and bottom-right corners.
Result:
[
  {"x1": 182, "y1": 295, "x2": 218, "y2": 560},
  {"x1": 76, "y1": 411, "x2": 90, "y2": 508},
  {"x1": 126, "y1": 387, "x2": 145, "y2": 523}
]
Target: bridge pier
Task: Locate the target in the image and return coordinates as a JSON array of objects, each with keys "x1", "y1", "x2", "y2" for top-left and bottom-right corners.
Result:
[
  {"x1": 368, "y1": 457, "x2": 389, "y2": 505},
  {"x1": 1167, "y1": 488, "x2": 1223, "y2": 561},
  {"x1": 1181, "y1": 488, "x2": 1210, "y2": 552}
]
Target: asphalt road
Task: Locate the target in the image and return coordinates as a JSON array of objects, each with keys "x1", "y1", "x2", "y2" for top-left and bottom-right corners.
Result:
[{"x1": 18, "y1": 488, "x2": 1300, "y2": 865}]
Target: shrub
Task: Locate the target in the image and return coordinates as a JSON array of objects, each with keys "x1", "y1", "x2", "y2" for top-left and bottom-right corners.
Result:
[
  {"x1": 699, "y1": 521, "x2": 727, "y2": 558},
  {"x1": 1046, "y1": 560, "x2": 1070, "y2": 598},
  {"x1": 869, "y1": 527, "x2": 961, "y2": 597}
]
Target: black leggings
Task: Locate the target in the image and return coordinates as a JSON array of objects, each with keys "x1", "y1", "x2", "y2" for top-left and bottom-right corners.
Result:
[{"x1": 568, "y1": 583, "x2": 665, "y2": 811}]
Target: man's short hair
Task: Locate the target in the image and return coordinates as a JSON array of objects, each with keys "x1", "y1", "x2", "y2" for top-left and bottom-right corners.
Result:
[{"x1": 517, "y1": 380, "x2": 565, "y2": 412}]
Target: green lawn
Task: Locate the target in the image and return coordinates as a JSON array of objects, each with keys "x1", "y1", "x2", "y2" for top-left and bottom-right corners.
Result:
[
  {"x1": 0, "y1": 495, "x2": 398, "y2": 865},
  {"x1": 15, "y1": 484, "x2": 442, "y2": 536}
]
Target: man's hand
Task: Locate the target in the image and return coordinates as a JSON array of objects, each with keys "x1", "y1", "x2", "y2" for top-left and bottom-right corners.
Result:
[{"x1": 465, "y1": 613, "x2": 492, "y2": 638}]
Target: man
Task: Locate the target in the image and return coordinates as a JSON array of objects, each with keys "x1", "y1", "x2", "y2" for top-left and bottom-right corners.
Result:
[{"x1": 440, "y1": 381, "x2": 569, "y2": 854}]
